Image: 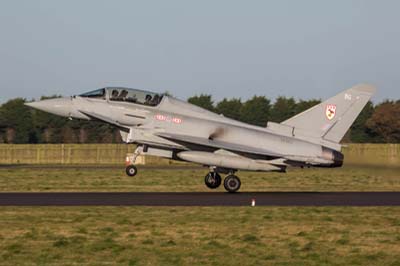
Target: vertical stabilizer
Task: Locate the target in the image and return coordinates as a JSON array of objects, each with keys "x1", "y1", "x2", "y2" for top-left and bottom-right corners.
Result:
[{"x1": 281, "y1": 84, "x2": 376, "y2": 143}]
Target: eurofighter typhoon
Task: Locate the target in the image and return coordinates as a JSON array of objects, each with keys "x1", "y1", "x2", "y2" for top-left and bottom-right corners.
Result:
[{"x1": 26, "y1": 84, "x2": 376, "y2": 192}]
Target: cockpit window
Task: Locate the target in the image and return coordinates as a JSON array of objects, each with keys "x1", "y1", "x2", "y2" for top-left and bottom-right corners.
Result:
[
  {"x1": 107, "y1": 87, "x2": 163, "y2": 107},
  {"x1": 79, "y1": 88, "x2": 106, "y2": 99}
]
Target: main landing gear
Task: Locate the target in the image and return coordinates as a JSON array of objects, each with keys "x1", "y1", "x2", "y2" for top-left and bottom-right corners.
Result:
[
  {"x1": 205, "y1": 170, "x2": 241, "y2": 193},
  {"x1": 223, "y1": 174, "x2": 241, "y2": 193},
  {"x1": 205, "y1": 172, "x2": 222, "y2": 189}
]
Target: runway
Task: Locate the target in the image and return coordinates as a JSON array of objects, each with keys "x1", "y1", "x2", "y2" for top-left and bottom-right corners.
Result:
[{"x1": 0, "y1": 192, "x2": 399, "y2": 206}]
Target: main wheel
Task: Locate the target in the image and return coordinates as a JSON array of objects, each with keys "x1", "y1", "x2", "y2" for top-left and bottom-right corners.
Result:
[
  {"x1": 224, "y1": 175, "x2": 241, "y2": 193},
  {"x1": 126, "y1": 165, "x2": 138, "y2": 177},
  {"x1": 205, "y1": 172, "x2": 222, "y2": 189}
]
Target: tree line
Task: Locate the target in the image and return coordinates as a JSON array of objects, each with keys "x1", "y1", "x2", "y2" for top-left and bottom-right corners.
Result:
[{"x1": 0, "y1": 94, "x2": 399, "y2": 144}]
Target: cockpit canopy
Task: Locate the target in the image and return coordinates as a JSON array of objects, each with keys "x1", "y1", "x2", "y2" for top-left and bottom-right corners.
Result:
[
  {"x1": 79, "y1": 88, "x2": 106, "y2": 99},
  {"x1": 79, "y1": 87, "x2": 164, "y2": 107}
]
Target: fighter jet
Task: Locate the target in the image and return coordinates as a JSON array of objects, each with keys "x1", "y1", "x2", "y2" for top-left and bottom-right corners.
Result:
[{"x1": 26, "y1": 84, "x2": 376, "y2": 192}]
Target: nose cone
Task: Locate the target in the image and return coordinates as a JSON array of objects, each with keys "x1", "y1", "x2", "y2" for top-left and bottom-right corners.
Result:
[{"x1": 25, "y1": 97, "x2": 73, "y2": 117}]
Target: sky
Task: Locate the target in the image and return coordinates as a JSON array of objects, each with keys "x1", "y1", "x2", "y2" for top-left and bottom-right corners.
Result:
[{"x1": 0, "y1": 0, "x2": 399, "y2": 104}]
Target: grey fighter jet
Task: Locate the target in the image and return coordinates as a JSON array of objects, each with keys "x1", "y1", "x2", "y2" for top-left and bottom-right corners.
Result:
[{"x1": 26, "y1": 84, "x2": 376, "y2": 192}]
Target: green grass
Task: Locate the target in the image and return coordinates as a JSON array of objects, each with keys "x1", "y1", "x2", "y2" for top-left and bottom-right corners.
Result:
[
  {"x1": 0, "y1": 164, "x2": 399, "y2": 192},
  {"x1": 0, "y1": 207, "x2": 400, "y2": 265},
  {"x1": 0, "y1": 164, "x2": 399, "y2": 265}
]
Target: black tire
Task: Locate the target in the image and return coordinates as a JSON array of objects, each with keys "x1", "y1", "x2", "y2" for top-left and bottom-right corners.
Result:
[
  {"x1": 126, "y1": 165, "x2": 138, "y2": 177},
  {"x1": 223, "y1": 175, "x2": 241, "y2": 193},
  {"x1": 205, "y1": 172, "x2": 222, "y2": 189}
]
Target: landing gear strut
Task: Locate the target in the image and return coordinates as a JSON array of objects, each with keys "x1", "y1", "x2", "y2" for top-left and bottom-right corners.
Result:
[
  {"x1": 125, "y1": 146, "x2": 143, "y2": 177},
  {"x1": 205, "y1": 172, "x2": 222, "y2": 189}
]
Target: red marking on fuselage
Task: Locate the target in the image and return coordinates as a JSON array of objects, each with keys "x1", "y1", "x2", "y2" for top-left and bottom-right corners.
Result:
[{"x1": 155, "y1": 114, "x2": 182, "y2": 124}]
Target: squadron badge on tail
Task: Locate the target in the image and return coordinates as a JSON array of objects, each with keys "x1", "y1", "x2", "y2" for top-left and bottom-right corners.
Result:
[{"x1": 326, "y1": 104, "x2": 337, "y2": 120}]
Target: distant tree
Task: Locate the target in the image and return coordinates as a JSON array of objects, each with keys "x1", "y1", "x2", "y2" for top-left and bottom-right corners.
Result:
[
  {"x1": 188, "y1": 94, "x2": 214, "y2": 111},
  {"x1": 2, "y1": 92, "x2": 400, "y2": 144},
  {"x1": 215, "y1": 98, "x2": 243, "y2": 120},
  {"x1": 366, "y1": 101, "x2": 400, "y2": 143},
  {"x1": 1, "y1": 98, "x2": 36, "y2": 143},
  {"x1": 82, "y1": 121, "x2": 120, "y2": 143},
  {"x1": 270, "y1": 96, "x2": 297, "y2": 122},
  {"x1": 0, "y1": 107, "x2": 6, "y2": 142},
  {"x1": 240, "y1": 96, "x2": 271, "y2": 126},
  {"x1": 294, "y1": 99, "x2": 321, "y2": 115},
  {"x1": 349, "y1": 101, "x2": 376, "y2": 143},
  {"x1": 30, "y1": 96, "x2": 69, "y2": 143}
]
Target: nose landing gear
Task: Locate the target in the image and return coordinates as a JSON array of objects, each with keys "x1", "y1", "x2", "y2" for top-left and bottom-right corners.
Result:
[
  {"x1": 126, "y1": 165, "x2": 138, "y2": 177},
  {"x1": 125, "y1": 146, "x2": 143, "y2": 177}
]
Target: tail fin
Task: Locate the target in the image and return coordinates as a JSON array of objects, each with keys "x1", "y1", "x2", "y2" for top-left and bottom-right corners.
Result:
[{"x1": 281, "y1": 84, "x2": 376, "y2": 143}]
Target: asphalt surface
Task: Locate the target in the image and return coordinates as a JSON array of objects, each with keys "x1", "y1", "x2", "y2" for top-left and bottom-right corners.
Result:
[{"x1": 0, "y1": 192, "x2": 399, "y2": 206}]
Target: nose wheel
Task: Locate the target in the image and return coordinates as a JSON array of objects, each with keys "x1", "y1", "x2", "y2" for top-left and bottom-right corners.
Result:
[
  {"x1": 205, "y1": 172, "x2": 222, "y2": 189},
  {"x1": 126, "y1": 165, "x2": 138, "y2": 177}
]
